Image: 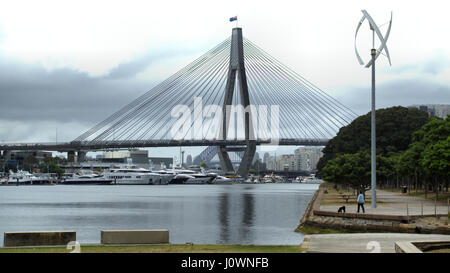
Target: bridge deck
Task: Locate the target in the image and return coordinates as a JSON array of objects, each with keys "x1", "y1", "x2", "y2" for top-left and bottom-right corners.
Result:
[{"x1": 0, "y1": 139, "x2": 328, "y2": 151}]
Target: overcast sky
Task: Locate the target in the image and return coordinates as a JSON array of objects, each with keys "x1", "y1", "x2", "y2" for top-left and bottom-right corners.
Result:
[{"x1": 0, "y1": 0, "x2": 449, "y2": 159}]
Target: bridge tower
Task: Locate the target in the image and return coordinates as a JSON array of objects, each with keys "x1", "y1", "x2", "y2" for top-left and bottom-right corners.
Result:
[{"x1": 218, "y1": 28, "x2": 256, "y2": 177}]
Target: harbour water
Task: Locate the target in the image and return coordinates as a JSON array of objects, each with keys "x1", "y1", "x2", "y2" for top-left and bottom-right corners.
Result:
[{"x1": 0, "y1": 183, "x2": 318, "y2": 246}]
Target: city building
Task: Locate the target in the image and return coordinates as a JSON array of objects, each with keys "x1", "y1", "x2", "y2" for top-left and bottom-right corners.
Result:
[
  {"x1": 263, "y1": 152, "x2": 270, "y2": 164},
  {"x1": 2, "y1": 150, "x2": 52, "y2": 166},
  {"x1": 294, "y1": 146, "x2": 323, "y2": 171},
  {"x1": 102, "y1": 150, "x2": 149, "y2": 164},
  {"x1": 409, "y1": 104, "x2": 450, "y2": 119},
  {"x1": 264, "y1": 147, "x2": 324, "y2": 171},
  {"x1": 186, "y1": 154, "x2": 193, "y2": 166},
  {"x1": 278, "y1": 154, "x2": 296, "y2": 171},
  {"x1": 149, "y1": 157, "x2": 173, "y2": 170}
]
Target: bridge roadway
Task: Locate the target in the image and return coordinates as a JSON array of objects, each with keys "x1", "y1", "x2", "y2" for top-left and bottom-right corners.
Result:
[{"x1": 0, "y1": 138, "x2": 328, "y2": 152}]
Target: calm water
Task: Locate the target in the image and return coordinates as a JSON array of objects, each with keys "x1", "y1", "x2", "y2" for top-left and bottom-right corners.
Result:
[{"x1": 0, "y1": 183, "x2": 318, "y2": 246}]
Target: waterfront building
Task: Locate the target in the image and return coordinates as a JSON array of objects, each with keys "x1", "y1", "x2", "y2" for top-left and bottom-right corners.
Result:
[
  {"x1": 149, "y1": 157, "x2": 173, "y2": 170},
  {"x1": 102, "y1": 150, "x2": 149, "y2": 164},
  {"x1": 2, "y1": 150, "x2": 52, "y2": 166}
]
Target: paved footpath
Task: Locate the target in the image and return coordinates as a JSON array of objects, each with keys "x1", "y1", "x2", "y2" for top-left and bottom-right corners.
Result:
[
  {"x1": 320, "y1": 189, "x2": 449, "y2": 215},
  {"x1": 303, "y1": 233, "x2": 450, "y2": 253}
]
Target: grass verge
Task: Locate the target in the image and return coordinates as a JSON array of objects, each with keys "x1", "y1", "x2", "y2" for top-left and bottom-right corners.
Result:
[
  {"x1": 295, "y1": 224, "x2": 362, "y2": 235},
  {"x1": 0, "y1": 244, "x2": 305, "y2": 253}
]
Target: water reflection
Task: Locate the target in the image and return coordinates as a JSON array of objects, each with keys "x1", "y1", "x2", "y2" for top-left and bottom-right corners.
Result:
[
  {"x1": 218, "y1": 192, "x2": 229, "y2": 242},
  {"x1": 240, "y1": 192, "x2": 255, "y2": 243}
]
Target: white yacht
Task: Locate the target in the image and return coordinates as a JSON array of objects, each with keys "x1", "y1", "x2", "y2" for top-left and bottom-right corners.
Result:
[
  {"x1": 262, "y1": 173, "x2": 284, "y2": 183},
  {"x1": 4, "y1": 170, "x2": 53, "y2": 185},
  {"x1": 171, "y1": 169, "x2": 215, "y2": 184},
  {"x1": 293, "y1": 176, "x2": 302, "y2": 183},
  {"x1": 301, "y1": 176, "x2": 323, "y2": 184},
  {"x1": 104, "y1": 166, "x2": 173, "y2": 185},
  {"x1": 61, "y1": 171, "x2": 112, "y2": 185},
  {"x1": 152, "y1": 170, "x2": 190, "y2": 184},
  {"x1": 213, "y1": 175, "x2": 234, "y2": 185}
]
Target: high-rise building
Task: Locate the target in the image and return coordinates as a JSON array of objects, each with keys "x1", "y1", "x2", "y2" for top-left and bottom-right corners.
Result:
[
  {"x1": 278, "y1": 154, "x2": 296, "y2": 171},
  {"x1": 186, "y1": 154, "x2": 193, "y2": 166},
  {"x1": 253, "y1": 152, "x2": 260, "y2": 164},
  {"x1": 294, "y1": 147, "x2": 324, "y2": 171},
  {"x1": 263, "y1": 152, "x2": 270, "y2": 164}
]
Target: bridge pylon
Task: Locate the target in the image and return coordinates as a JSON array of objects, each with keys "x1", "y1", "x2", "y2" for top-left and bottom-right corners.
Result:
[{"x1": 218, "y1": 28, "x2": 256, "y2": 178}]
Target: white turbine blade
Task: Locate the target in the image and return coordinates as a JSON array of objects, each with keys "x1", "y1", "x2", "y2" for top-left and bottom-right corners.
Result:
[
  {"x1": 354, "y1": 13, "x2": 366, "y2": 66},
  {"x1": 362, "y1": 10, "x2": 392, "y2": 68}
]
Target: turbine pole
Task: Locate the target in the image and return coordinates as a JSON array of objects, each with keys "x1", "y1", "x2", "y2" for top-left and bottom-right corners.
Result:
[
  {"x1": 355, "y1": 10, "x2": 393, "y2": 209},
  {"x1": 371, "y1": 46, "x2": 377, "y2": 209}
]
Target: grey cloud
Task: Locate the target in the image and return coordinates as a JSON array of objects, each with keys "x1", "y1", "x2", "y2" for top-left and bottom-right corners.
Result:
[
  {"x1": 337, "y1": 78, "x2": 450, "y2": 115},
  {"x1": 105, "y1": 51, "x2": 171, "y2": 79},
  {"x1": 0, "y1": 46, "x2": 204, "y2": 142},
  {"x1": 0, "y1": 59, "x2": 151, "y2": 124},
  {"x1": 104, "y1": 47, "x2": 201, "y2": 79},
  {"x1": 389, "y1": 54, "x2": 450, "y2": 75}
]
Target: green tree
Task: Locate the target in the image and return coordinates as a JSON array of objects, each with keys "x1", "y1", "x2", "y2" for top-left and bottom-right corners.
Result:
[
  {"x1": 376, "y1": 154, "x2": 396, "y2": 188},
  {"x1": 199, "y1": 162, "x2": 208, "y2": 169},
  {"x1": 322, "y1": 151, "x2": 371, "y2": 194},
  {"x1": 407, "y1": 116, "x2": 449, "y2": 197},
  {"x1": 421, "y1": 137, "x2": 450, "y2": 199},
  {"x1": 317, "y1": 106, "x2": 430, "y2": 175},
  {"x1": 23, "y1": 155, "x2": 39, "y2": 172},
  {"x1": 40, "y1": 156, "x2": 65, "y2": 175},
  {"x1": 412, "y1": 116, "x2": 449, "y2": 145}
]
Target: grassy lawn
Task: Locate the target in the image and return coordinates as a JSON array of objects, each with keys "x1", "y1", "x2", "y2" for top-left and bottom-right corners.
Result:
[
  {"x1": 320, "y1": 182, "x2": 449, "y2": 206},
  {"x1": 0, "y1": 244, "x2": 305, "y2": 253},
  {"x1": 383, "y1": 187, "x2": 450, "y2": 203}
]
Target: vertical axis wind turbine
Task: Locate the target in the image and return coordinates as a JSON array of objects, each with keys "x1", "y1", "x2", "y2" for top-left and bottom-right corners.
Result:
[{"x1": 355, "y1": 10, "x2": 392, "y2": 208}]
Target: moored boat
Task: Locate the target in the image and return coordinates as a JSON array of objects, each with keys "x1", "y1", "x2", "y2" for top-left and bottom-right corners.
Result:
[
  {"x1": 104, "y1": 166, "x2": 172, "y2": 185},
  {"x1": 3, "y1": 170, "x2": 54, "y2": 185},
  {"x1": 60, "y1": 173, "x2": 112, "y2": 185}
]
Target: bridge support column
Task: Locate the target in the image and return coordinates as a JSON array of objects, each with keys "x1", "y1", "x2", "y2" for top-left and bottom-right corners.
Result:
[
  {"x1": 217, "y1": 146, "x2": 234, "y2": 173},
  {"x1": 237, "y1": 141, "x2": 256, "y2": 177},
  {"x1": 77, "y1": 151, "x2": 86, "y2": 163},
  {"x1": 67, "y1": 151, "x2": 75, "y2": 162},
  {"x1": 217, "y1": 27, "x2": 255, "y2": 178}
]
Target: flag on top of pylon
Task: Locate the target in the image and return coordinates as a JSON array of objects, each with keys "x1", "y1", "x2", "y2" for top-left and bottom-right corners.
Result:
[{"x1": 229, "y1": 16, "x2": 237, "y2": 22}]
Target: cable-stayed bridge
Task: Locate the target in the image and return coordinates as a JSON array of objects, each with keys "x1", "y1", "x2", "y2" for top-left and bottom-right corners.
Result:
[{"x1": 0, "y1": 28, "x2": 357, "y2": 176}]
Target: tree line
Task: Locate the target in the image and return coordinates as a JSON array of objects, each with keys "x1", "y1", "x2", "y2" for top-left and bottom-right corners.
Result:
[
  {"x1": 2, "y1": 155, "x2": 65, "y2": 175},
  {"x1": 318, "y1": 106, "x2": 449, "y2": 199}
]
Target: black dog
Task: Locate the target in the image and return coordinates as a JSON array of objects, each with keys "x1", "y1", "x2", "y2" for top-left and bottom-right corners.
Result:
[{"x1": 337, "y1": 206, "x2": 346, "y2": 213}]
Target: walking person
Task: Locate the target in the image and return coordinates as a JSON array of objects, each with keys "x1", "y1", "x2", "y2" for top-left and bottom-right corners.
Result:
[{"x1": 357, "y1": 191, "x2": 365, "y2": 213}]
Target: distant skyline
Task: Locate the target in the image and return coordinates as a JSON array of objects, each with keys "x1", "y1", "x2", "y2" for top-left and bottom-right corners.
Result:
[{"x1": 0, "y1": 0, "x2": 449, "y2": 159}]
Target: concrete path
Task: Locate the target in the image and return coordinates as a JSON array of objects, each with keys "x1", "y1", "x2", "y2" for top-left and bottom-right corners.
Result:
[
  {"x1": 320, "y1": 189, "x2": 449, "y2": 215},
  {"x1": 303, "y1": 233, "x2": 450, "y2": 253}
]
